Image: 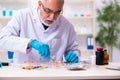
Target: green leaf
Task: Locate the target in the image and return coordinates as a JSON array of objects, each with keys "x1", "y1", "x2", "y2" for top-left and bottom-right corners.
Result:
[{"x1": 96, "y1": 0, "x2": 120, "y2": 50}]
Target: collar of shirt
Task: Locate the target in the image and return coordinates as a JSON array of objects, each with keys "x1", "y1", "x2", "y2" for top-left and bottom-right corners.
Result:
[{"x1": 42, "y1": 23, "x2": 49, "y2": 30}]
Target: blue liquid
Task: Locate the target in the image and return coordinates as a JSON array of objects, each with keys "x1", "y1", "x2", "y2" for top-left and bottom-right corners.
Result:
[
  {"x1": 8, "y1": 51, "x2": 14, "y2": 59},
  {"x1": 9, "y1": 10, "x2": 13, "y2": 16},
  {"x1": 2, "y1": 10, "x2": 6, "y2": 16}
]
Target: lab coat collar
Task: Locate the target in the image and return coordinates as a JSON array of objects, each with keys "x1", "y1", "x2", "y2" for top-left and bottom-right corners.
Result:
[
  {"x1": 32, "y1": 7, "x2": 41, "y2": 24},
  {"x1": 32, "y1": 7, "x2": 60, "y2": 29}
]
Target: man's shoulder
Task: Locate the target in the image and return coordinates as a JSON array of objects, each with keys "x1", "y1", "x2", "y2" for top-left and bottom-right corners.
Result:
[
  {"x1": 59, "y1": 15, "x2": 68, "y2": 22},
  {"x1": 12, "y1": 7, "x2": 37, "y2": 22},
  {"x1": 57, "y1": 15, "x2": 75, "y2": 33},
  {"x1": 59, "y1": 15, "x2": 73, "y2": 27}
]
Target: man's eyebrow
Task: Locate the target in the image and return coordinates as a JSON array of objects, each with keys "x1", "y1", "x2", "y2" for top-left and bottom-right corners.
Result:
[{"x1": 44, "y1": 6, "x2": 62, "y2": 12}]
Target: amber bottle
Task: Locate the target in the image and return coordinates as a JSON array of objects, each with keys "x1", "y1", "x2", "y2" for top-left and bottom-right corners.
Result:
[{"x1": 104, "y1": 50, "x2": 109, "y2": 65}]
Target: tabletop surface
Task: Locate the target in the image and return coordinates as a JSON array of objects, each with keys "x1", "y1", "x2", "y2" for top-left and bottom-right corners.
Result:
[{"x1": 0, "y1": 62, "x2": 120, "y2": 80}]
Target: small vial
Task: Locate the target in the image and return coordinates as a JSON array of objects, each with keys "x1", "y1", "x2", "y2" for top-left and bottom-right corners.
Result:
[
  {"x1": 8, "y1": 51, "x2": 14, "y2": 65},
  {"x1": 9, "y1": 10, "x2": 13, "y2": 16},
  {"x1": 2, "y1": 8, "x2": 6, "y2": 16}
]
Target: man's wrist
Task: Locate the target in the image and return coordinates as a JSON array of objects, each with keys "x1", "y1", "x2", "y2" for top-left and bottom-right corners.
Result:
[{"x1": 27, "y1": 39, "x2": 32, "y2": 49}]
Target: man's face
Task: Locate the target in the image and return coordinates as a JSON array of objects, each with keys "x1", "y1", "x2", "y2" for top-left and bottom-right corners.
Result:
[{"x1": 38, "y1": 0, "x2": 63, "y2": 26}]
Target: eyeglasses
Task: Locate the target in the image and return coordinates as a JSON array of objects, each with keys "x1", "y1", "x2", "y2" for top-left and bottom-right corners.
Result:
[{"x1": 41, "y1": 4, "x2": 63, "y2": 16}]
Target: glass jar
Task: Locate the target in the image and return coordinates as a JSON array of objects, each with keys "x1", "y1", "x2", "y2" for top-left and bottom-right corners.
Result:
[{"x1": 104, "y1": 49, "x2": 109, "y2": 65}]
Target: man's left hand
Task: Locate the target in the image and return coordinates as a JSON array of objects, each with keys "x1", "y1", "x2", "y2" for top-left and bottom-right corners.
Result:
[{"x1": 65, "y1": 51, "x2": 79, "y2": 63}]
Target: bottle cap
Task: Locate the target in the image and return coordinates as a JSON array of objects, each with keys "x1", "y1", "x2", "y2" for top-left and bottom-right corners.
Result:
[
  {"x1": 104, "y1": 49, "x2": 107, "y2": 52},
  {"x1": 97, "y1": 48, "x2": 103, "y2": 51}
]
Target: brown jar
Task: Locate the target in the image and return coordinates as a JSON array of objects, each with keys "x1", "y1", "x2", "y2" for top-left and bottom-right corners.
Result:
[{"x1": 104, "y1": 50, "x2": 109, "y2": 65}]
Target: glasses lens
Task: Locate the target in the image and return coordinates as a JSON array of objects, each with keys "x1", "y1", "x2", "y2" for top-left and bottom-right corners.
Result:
[{"x1": 42, "y1": 4, "x2": 62, "y2": 15}]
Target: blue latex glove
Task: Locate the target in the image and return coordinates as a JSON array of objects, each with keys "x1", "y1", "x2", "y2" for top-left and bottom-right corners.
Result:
[
  {"x1": 30, "y1": 39, "x2": 50, "y2": 60},
  {"x1": 65, "y1": 51, "x2": 79, "y2": 63}
]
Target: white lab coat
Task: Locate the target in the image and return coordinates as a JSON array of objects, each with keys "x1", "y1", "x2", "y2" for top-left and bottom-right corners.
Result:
[{"x1": 0, "y1": 7, "x2": 80, "y2": 63}]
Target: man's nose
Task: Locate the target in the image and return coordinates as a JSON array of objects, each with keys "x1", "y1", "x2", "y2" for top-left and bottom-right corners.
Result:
[{"x1": 49, "y1": 13, "x2": 56, "y2": 20}]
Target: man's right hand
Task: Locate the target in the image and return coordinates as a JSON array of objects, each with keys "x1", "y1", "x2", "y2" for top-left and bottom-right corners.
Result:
[{"x1": 29, "y1": 39, "x2": 50, "y2": 60}]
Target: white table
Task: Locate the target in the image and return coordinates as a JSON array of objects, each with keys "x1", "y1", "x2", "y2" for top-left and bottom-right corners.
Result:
[{"x1": 0, "y1": 63, "x2": 120, "y2": 80}]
